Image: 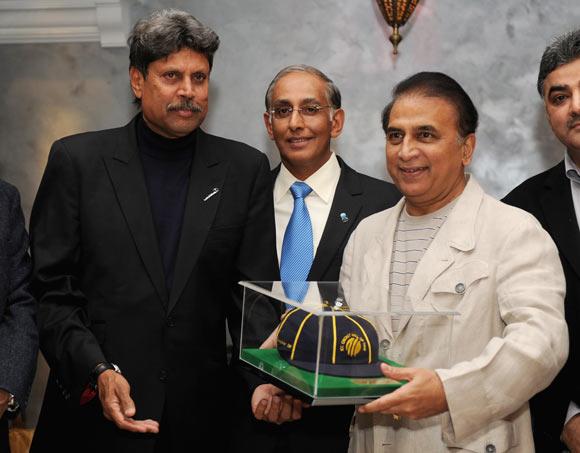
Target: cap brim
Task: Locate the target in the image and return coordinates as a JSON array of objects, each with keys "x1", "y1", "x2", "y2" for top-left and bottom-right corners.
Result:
[{"x1": 290, "y1": 359, "x2": 384, "y2": 378}]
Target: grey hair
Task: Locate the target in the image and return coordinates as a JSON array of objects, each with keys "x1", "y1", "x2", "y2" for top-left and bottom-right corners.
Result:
[
  {"x1": 128, "y1": 9, "x2": 220, "y2": 77},
  {"x1": 537, "y1": 29, "x2": 580, "y2": 97},
  {"x1": 264, "y1": 65, "x2": 341, "y2": 110}
]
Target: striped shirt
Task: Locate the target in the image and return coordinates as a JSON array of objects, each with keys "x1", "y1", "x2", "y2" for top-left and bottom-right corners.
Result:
[{"x1": 389, "y1": 200, "x2": 457, "y2": 334}]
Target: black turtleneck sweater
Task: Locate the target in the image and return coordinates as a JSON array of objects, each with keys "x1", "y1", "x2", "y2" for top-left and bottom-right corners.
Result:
[{"x1": 137, "y1": 116, "x2": 196, "y2": 294}]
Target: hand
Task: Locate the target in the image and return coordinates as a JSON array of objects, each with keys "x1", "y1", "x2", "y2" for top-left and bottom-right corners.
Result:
[
  {"x1": 260, "y1": 328, "x2": 278, "y2": 349},
  {"x1": 563, "y1": 414, "x2": 580, "y2": 453},
  {"x1": 251, "y1": 384, "x2": 306, "y2": 424},
  {"x1": 97, "y1": 370, "x2": 159, "y2": 433},
  {"x1": 0, "y1": 389, "x2": 9, "y2": 419},
  {"x1": 358, "y1": 364, "x2": 448, "y2": 420}
]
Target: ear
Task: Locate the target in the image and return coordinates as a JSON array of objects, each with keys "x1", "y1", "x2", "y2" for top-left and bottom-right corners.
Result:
[
  {"x1": 461, "y1": 133, "x2": 476, "y2": 166},
  {"x1": 130, "y1": 67, "x2": 145, "y2": 100},
  {"x1": 330, "y1": 108, "x2": 345, "y2": 139},
  {"x1": 263, "y1": 112, "x2": 275, "y2": 140}
]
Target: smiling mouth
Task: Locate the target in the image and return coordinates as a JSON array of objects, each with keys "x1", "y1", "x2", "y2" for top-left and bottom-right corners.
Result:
[
  {"x1": 400, "y1": 167, "x2": 427, "y2": 174},
  {"x1": 287, "y1": 137, "x2": 314, "y2": 148}
]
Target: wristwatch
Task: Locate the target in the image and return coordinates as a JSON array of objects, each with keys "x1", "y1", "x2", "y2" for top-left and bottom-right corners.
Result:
[
  {"x1": 6, "y1": 393, "x2": 18, "y2": 413},
  {"x1": 89, "y1": 362, "x2": 121, "y2": 390}
]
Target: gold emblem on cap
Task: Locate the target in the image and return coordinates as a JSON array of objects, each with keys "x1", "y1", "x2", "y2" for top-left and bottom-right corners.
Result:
[{"x1": 340, "y1": 333, "x2": 366, "y2": 357}]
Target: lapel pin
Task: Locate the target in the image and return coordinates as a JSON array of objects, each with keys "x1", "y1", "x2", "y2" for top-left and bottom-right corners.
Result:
[
  {"x1": 340, "y1": 212, "x2": 349, "y2": 223},
  {"x1": 203, "y1": 187, "x2": 220, "y2": 202}
]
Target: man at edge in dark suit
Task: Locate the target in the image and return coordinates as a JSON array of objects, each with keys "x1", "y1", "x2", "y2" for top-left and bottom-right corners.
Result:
[
  {"x1": 0, "y1": 181, "x2": 38, "y2": 453},
  {"x1": 29, "y1": 9, "x2": 275, "y2": 453},
  {"x1": 503, "y1": 29, "x2": 580, "y2": 452},
  {"x1": 239, "y1": 65, "x2": 400, "y2": 453}
]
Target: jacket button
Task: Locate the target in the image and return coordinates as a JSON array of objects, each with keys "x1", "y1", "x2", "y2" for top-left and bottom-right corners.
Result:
[
  {"x1": 159, "y1": 369, "x2": 168, "y2": 382},
  {"x1": 455, "y1": 282, "x2": 466, "y2": 294},
  {"x1": 167, "y1": 316, "x2": 176, "y2": 327},
  {"x1": 485, "y1": 444, "x2": 496, "y2": 453},
  {"x1": 380, "y1": 339, "x2": 390, "y2": 352}
]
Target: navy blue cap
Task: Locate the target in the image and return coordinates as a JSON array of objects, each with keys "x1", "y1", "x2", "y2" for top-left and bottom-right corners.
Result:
[{"x1": 276, "y1": 306, "x2": 384, "y2": 378}]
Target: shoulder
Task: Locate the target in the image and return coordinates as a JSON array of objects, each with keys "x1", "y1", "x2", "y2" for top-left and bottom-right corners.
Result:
[
  {"x1": 503, "y1": 162, "x2": 562, "y2": 205},
  {"x1": 199, "y1": 130, "x2": 265, "y2": 163},
  {"x1": 357, "y1": 172, "x2": 400, "y2": 201},
  {"x1": 56, "y1": 124, "x2": 125, "y2": 149},
  {"x1": 0, "y1": 179, "x2": 19, "y2": 199},
  {"x1": 480, "y1": 193, "x2": 549, "y2": 238},
  {"x1": 351, "y1": 204, "x2": 399, "y2": 241},
  {"x1": 339, "y1": 160, "x2": 401, "y2": 207}
]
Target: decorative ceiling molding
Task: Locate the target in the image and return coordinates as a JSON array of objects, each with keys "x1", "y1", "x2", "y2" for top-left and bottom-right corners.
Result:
[{"x1": 0, "y1": 0, "x2": 129, "y2": 47}]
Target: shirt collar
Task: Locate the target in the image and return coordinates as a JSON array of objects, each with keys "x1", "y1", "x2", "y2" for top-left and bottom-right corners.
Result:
[
  {"x1": 565, "y1": 151, "x2": 580, "y2": 184},
  {"x1": 274, "y1": 152, "x2": 341, "y2": 204}
]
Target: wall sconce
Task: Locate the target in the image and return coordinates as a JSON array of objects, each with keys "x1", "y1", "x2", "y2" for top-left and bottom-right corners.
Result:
[{"x1": 375, "y1": 0, "x2": 420, "y2": 54}]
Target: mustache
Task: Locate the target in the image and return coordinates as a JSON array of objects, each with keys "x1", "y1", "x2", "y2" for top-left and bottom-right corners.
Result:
[{"x1": 167, "y1": 100, "x2": 203, "y2": 113}]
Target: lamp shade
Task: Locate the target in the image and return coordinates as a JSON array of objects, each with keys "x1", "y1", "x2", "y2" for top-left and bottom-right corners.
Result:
[{"x1": 375, "y1": 0, "x2": 420, "y2": 54}]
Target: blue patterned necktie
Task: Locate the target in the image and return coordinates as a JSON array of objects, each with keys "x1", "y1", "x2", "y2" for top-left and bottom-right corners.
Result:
[{"x1": 280, "y1": 182, "x2": 314, "y2": 304}]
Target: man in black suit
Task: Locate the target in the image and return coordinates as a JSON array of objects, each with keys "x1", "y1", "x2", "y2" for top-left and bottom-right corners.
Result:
[
  {"x1": 244, "y1": 65, "x2": 400, "y2": 452},
  {"x1": 29, "y1": 9, "x2": 275, "y2": 453},
  {"x1": 503, "y1": 29, "x2": 580, "y2": 452},
  {"x1": 0, "y1": 181, "x2": 38, "y2": 453}
]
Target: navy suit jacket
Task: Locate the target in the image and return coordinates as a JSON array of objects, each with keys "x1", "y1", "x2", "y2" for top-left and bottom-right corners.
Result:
[
  {"x1": 503, "y1": 160, "x2": 579, "y2": 452},
  {"x1": 0, "y1": 180, "x2": 37, "y2": 411},
  {"x1": 235, "y1": 157, "x2": 401, "y2": 453}
]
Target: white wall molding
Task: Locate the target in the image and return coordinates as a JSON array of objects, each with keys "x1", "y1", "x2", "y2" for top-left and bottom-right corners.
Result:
[{"x1": 0, "y1": 0, "x2": 129, "y2": 47}]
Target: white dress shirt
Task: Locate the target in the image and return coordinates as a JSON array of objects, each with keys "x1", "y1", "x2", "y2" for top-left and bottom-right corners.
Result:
[{"x1": 273, "y1": 152, "x2": 341, "y2": 265}]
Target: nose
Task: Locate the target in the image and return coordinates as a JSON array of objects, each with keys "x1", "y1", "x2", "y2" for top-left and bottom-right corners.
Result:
[
  {"x1": 572, "y1": 90, "x2": 580, "y2": 116},
  {"x1": 398, "y1": 137, "x2": 418, "y2": 161},
  {"x1": 288, "y1": 108, "x2": 305, "y2": 130},
  {"x1": 177, "y1": 78, "x2": 194, "y2": 98}
]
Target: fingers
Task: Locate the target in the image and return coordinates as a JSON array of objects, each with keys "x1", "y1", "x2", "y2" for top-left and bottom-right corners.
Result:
[
  {"x1": 359, "y1": 392, "x2": 399, "y2": 414},
  {"x1": 253, "y1": 398, "x2": 269, "y2": 420},
  {"x1": 291, "y1": 398, "x2": 303, "y2": 420},
  {"x1": 250, "y1": 384, "x2": 303, "y2": 424},
  {"x1": 380, "y1": 364, "x2": 415, "y2": 381},
  {"x1": 98, "y1": 372, "x2": 159, "y2": 433}
]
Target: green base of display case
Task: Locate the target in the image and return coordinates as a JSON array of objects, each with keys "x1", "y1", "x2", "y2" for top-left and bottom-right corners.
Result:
[{"x1": 241, "y1": 348, "x2": 406, "y2": 406}]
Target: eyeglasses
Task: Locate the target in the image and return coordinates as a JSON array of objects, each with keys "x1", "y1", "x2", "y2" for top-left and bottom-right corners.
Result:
[{"x1": 269, "y1": 105, "x2": 332, "y2": 120}]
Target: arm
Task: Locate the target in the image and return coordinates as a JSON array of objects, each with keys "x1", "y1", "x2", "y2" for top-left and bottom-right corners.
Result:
[
  {"x1": 436, "y1": 219, "x2": 568, "y2": 441},
  {"x1": 31, "y1": 141, "x2": 158, "y2": 432},
  {"x1": 228, "y1": 153, "x2": 280, "y2": 390},
  {"x1": 30, "y1": 141, "x2": 106, "y2": 401},
  {"x1": 0, "y1": 184, "x2": 38, "y2": 412}
]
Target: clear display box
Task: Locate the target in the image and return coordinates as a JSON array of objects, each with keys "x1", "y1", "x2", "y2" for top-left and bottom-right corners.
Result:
[{"x1": 239, "y1": 281, "x2": 459, "y2": 406}]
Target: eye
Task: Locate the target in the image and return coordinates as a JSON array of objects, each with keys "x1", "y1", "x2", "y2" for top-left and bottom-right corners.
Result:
[
  {"x1": 302, "y1": 105, "x2": 321, "y2": 116},
  {"x1": 551, "y1": 94, "x2": 568, "y2": 105},
  {"x1": 193, "y1": 72, "x2": 207, "y2": 83},
  {"x1": 417, "y1": 131, "x2": 435, "y2": 140},
  {"x1": 386, "y1": 131, "x2": 404, "y2": 144},
  {"x1": 164, "y1": 71, "x2": 178, "y2": 80},
  {"x1": 273, "y1": 107, "x2": 293, "y2": 118}
]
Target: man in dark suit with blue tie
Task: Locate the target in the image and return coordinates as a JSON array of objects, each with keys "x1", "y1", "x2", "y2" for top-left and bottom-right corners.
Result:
[
  {"x1": 242, "y1": 65, "x2": 400, "y2": 453},
  {"x1": 0, "y1": 180, "x2": 38, "y2": 453}
]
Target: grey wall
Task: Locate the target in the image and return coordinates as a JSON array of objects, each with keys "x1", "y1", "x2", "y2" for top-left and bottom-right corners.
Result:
[{"x1": 1, "y1": 0, "x2": 579, "y2": 428}]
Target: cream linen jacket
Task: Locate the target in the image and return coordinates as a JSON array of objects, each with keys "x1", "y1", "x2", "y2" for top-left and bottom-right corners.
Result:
[{"x1": 340, "y1": 176, "x2": 568, "y2": 452}]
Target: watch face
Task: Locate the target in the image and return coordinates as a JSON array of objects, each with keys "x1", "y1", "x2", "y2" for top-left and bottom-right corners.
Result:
[{"x1": 7, "y1": 393, "x2": 18, "y2": 412}]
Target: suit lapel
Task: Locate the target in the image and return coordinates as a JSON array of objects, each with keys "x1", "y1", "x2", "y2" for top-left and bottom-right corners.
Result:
[
  {"x1": 541, "y1": 163, "x2": 580, "y2": 277},
  {"x1": 104, "y1": 117, "x2": 168, "y2": 306},
  {"x1": 308, "y1": 161, "x2": 363, "y2": 280},
  {"x1": 168, "y1": 130, "x2": 229, "y2": 312}
]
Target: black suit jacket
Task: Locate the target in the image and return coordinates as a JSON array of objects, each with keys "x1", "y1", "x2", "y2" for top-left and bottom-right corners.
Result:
[
  {"x1": 237, "y1": 157, "x2": 401, "y2": 453},
  {"x1": 0, "y1": 180, "x2": 38, "y2": 414},
  {"x1": 29, "y1": 116, "x2": 277, "y2": 453},
  {"x1": 503, "y1": 160, "x2": 579, "y2": 452}
]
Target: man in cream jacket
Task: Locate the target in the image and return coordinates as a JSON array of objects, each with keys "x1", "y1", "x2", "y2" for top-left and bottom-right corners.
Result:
[{"x1": 340, "y1": 72, "x2": 568, "y2": 452}]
